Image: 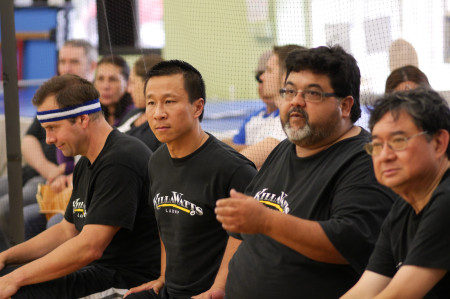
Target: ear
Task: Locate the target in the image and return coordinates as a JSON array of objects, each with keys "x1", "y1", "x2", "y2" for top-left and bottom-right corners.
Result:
[
  {"x1": 432, "y1": 129, "x2": 449, "y2": 159},
  {"x1": 192, "y1": 98, "x2": 205, "y2": 119},
  {"x1": 78, "y1": 114, "x2": 90, "y2": 129},
  {"x1": 90, "y1": 61, "x2": 97, "y2": 74},
  {"x1": 339, "y1": 96, "x2": 354, "y2": 119}
]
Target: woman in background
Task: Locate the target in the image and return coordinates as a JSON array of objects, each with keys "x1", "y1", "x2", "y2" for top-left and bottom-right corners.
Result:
[
  {"x1": 94, "y1": 55, "x2": 134, "y2": 126},
  {"x1": 117, "y1": 54, "x2": 164, "y2": 152},
  {"x1": 385, "y1": 65, "x2": 430, "y2": 93}
]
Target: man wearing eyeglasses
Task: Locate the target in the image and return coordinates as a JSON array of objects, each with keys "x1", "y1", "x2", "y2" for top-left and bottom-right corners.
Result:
[
  {"x1": 224, "y1": 45, "x2": 304, "y2": 169},
  {"x1": 342, "y1": 88, "x2": 450, "y2": 299},
  {"x1": 215, "y1": 45, "x2": 396, "y2": 298}
]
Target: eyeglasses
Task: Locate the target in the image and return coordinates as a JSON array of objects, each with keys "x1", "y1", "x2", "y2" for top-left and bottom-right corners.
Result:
[
  {"x1": 364, "y1": 131, "x2": 428, "y2": 156},
  {"x1": 255, "y1": 72, "x2": 263, "y2": 83},
  {"x1": 279, "y1": 88, "x2": 338, "y2": 103}
]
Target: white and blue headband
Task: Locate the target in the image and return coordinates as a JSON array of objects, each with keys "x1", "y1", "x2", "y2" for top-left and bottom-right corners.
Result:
[{"x1": 37, "y1": 98, "x2": 102, "y2": 123}]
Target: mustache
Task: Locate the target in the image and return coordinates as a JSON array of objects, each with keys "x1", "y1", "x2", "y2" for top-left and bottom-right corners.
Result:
[{"x1": 287, "y1": 107, "x2": 308, "y2": 120}]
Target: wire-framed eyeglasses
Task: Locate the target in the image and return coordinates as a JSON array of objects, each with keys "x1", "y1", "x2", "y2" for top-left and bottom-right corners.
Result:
[{"x1": 364, "y1": 131, "x2": 428, "y2": 156}]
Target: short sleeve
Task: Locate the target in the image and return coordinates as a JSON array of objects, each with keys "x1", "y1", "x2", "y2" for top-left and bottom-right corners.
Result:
[
  {"x1": 405, "y1": 192, "x2": 450, "y2": 271},
  {"x1": 365, "y1": 216, "x2": 398, "y2": 277},
  {"x1": 25, "y1": 117, "x2": 43, "y2": 137},
  {"x1": 86, "y1": 165, "x2": 144, "y2": 230},
  {"x1": 228, "y1": 163, "x2": 257, "y2": 195},
  {"x1": 319, "y1": 156, "x2": 395, "y2": 274},
  {"x1": 232, "y1": 122, "x2": 247, "y2": 145}
]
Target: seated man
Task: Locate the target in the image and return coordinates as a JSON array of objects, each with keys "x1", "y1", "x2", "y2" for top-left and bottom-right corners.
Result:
[
  {"x1": 215, "y1": 45, "x2": 396, "y2": 298},
  {"x1": 223, "y1": 50, "x2": 278, "y2": 151},
  {"x1": 341, "y1": 88, "x2": 450, "y2": 298},
  {"x1": 0, "y1": 74, "x2": 160, "y2": 298},
  {"x1": 124, "y1": 60, "x2": 256, "y2": 298}
]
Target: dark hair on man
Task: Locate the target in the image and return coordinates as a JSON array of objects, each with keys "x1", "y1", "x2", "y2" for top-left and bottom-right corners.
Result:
[
  {"x1": 144, "y1": 60, "x2": 206, "y2": 121},
  {"x1": 273, "y1": 44, "x2": 306, "y2": 75},
  {"x1": 369, "y1": 88, "x2": 450, "y2": 157},
  {"x1": 285, "y1": 45, "x2": 361, "y2": 123},
  {"x1": 62, "y1": 39, "x2": 98, "y2": 64},
  {"x1": 385, "y1": 65, "x2": 430, "y2": 93},
  {"x1": 134, "y1": 54, "x2": 164, "y2": 80},
  {"x1": 97, "y1": 55, "x2": 130, "y2": 80},
  {"x1": 32, "y1": 74, "x2": 101, "y2": 119}
]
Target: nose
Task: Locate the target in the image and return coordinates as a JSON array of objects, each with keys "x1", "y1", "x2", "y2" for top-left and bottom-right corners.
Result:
[
  {"x1": 259, "y1": 71, "x2": 266, "y2": 83},
  {"x1": 291, "y1": 91, "x2": 306, "y2": 107},
  {"x1": 376, "y1": 142, "x2": 396, "y2": 161},
  {"x1": 46, "y1": 131, "x2": 56, "y2": 145},
  {"x1": 152, "y1": 103, "x2": 167, "y2": 120}
]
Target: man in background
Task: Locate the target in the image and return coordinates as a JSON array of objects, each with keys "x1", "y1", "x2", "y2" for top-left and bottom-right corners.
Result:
[{"x1": 237, "y1": 45, "x2": 305, "y2": 168}]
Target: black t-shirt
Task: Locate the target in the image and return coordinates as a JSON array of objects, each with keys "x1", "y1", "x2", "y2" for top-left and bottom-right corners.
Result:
[
  {"x1": 65, "y1": 129, "x2": 160, "y2": 287},
  {"x1": 148, "y1": 134, "x2": 256, "y2": 298},
  {"x1": 22, "y1": 117, "x2": 57, "y2": 183},
  {"x1": 225, "y1": 129, "x2": 396, "y2": 299},
  {"x1": 366, "y1": 170, "x2": 450, "y2": 298}
]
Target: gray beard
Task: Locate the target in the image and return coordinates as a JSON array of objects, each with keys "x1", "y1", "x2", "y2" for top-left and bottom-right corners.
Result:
[
  {"x1": 284, "y1": 121, "x2": 311, "y2": 143},
  {"x1": 282, "y1": 107, "x2": 340, "y2": 147}
]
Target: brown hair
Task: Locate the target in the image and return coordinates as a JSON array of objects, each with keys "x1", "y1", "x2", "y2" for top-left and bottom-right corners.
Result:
[
  {"x1": 385, "y1": 65, "x2": 430, "y2": 93},
  {"x1": 134, "y1": 54, "x2": 164, "y2": 79},
  {"x1": 273, "y1": 44, "x2": 307, "y2": 75},
  {"x1": 33, "y1": 74, "x2": 99, "y2": 108}
]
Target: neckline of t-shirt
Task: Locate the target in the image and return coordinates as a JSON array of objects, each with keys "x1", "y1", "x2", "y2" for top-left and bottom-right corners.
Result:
[
  {"x1": 87, "y1": 129, "x2": 118, "y2": 168},
  {"x1": 170, "y1": 132, "x2": 214, "y2": 164},
  {"x1": 289, "y1": 128, "x2": 367, "y2": 161}
]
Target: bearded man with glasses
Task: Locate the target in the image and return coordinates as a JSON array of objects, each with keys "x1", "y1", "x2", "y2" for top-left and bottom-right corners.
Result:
[
  {"x1": 342, "y1": 88, "x2": 450, "y2": 299},
  {"x1": 215, "y1": 45, "x2": 396, "y2": 299}
]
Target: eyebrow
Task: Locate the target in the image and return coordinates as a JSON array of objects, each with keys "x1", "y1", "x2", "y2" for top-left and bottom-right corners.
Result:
[
  {"x1": 146, "y1": 92, "x2": 178, "y2": 99},
  {"x1": 371, "y1": 130, "x2": 407, "y2": 139},
  {"x1": 285, "y1": 82, "x2": 324, "y2": 90}
]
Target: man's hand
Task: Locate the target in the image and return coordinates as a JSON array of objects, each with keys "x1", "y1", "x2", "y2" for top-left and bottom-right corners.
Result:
[
  {"x1": 45, "y1": 163, "x2": 66, "y2": 183},
  {"x1": 0, "y1": 274, "x2": 20, "y2": 299},
  {"x1": 192, "y1": 288, "x2": 225, "y2": 299},
  {"x1": 48, "y1": 174, "x2": 72, "y2": 193},
  {"x1": 215, "y1": 189, "x2": 271, "y2": 234},
  {"x1": 123, "y1": 276, "x2": 165, "y2": 298}
]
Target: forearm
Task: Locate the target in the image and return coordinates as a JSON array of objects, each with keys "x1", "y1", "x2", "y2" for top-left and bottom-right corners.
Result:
[
  {"x1": 263, "y1": 208, "x2": 347, "y2": 264},
  {"x1": 159, "y1": 238, "x2": 166, "y2": 281},
  {"x1": 3, "y1": 224, "x2": 116, "y2": 287},
  {"x1": 5, "y1": 235, "x2": 98, "y2": 287},
  {"x1": 221, "y1": 138, "x2": 247, "y2": 152},
  {"x1": 240, "y1": 137, "x2": 279, "y2": 169},
  {"x1": 0, "y1": 221, "x2": 75, "y2": 266},
  {"x1": 211, "y1": 237, "x2": 241, "y2": 290}
]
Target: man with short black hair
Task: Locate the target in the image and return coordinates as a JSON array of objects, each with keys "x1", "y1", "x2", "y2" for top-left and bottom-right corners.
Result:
[
  {"x1": 0, "y1": 74, "x2": 160, "y2": 298},
  {"x1": 125, "y1": 60, "x2": 256, "y2": 299},
  {"x1": 216, "y1": 45, "x2": 396, "y2": 298},
  {"x1": 342, "y1": 88, "x2": 450, "y2": 299}
]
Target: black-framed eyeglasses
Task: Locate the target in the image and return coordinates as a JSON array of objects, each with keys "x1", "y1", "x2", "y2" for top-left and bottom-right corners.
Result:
[
  {"x1": 255, "y1": 71, "x2": 263, "y2": 83},
  {"x1": 364, "y1": 131, "x2": 428, "y2": 156},
  {"x1": 279, "y1": 88, "x2": 338, "y2": 103}
]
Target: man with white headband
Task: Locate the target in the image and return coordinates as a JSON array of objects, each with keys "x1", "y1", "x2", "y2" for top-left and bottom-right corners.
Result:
[{"x1": 0, "y1": 74, "x2": 161, "y2": 298}]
